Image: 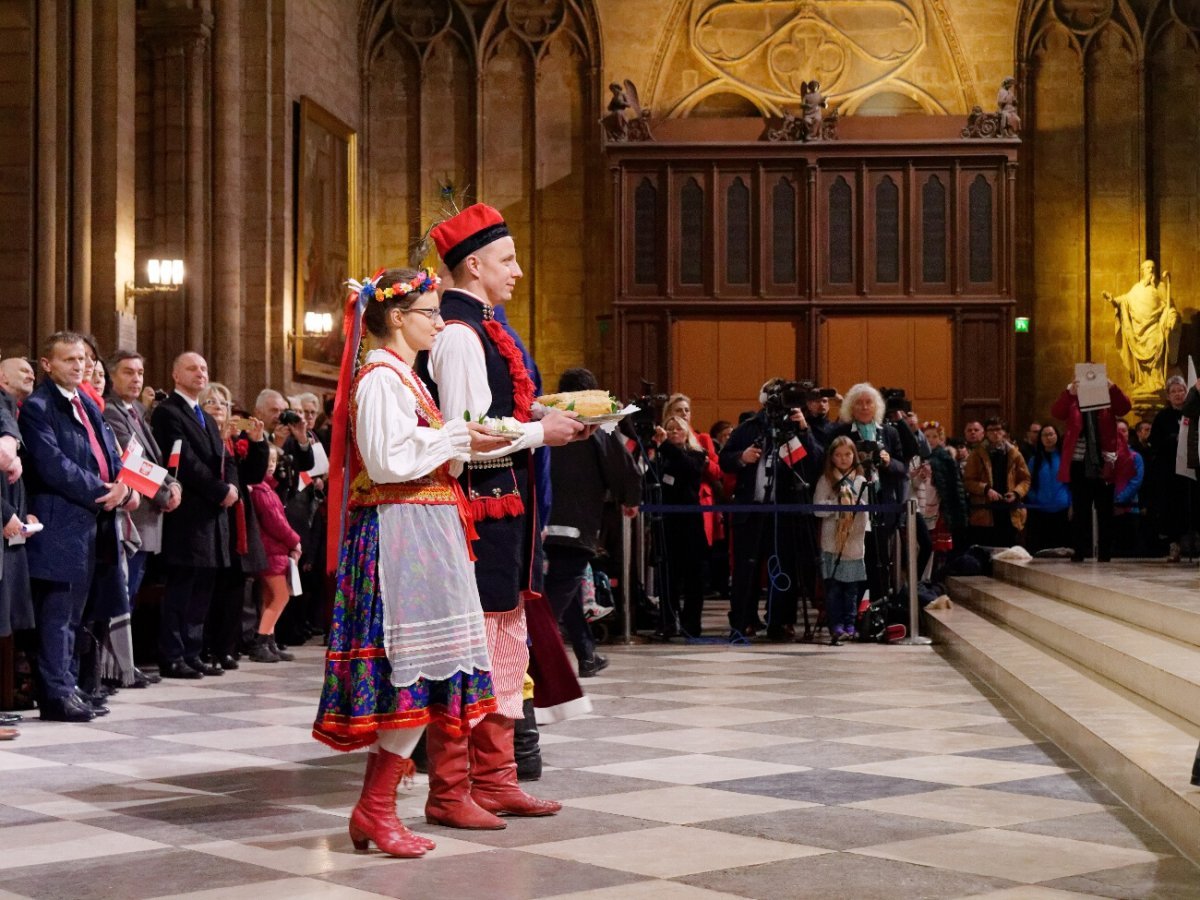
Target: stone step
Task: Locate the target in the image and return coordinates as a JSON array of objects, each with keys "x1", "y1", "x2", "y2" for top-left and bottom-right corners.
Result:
[
  {"x1": 948, "y1": 574, "x2": 1200, "y2": 730},
  {"x1": 993, "y1": 558, "x2": 1200, "y2": 649},
  {"x1": 924, "y1": 601, "x2": 1200, "y2": 866}
]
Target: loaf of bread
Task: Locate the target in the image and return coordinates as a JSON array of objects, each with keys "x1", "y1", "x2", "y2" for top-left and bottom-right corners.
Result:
[{"x1": 535, "y1": 390, "x2": 620, "y2": 418}]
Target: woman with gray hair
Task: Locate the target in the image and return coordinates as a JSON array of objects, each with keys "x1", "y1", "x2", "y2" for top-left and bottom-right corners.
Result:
[
  {"x1": 1148, "y1": 374, "x2": 1195, "y2": 560},
  {"x1": 830, "y1": 382, "x2": 911, "y2": 601}
]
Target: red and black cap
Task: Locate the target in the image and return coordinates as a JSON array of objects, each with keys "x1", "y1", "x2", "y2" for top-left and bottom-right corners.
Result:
[{"x1": 430, "y1": 203, "x2": 510, "y2": 271}]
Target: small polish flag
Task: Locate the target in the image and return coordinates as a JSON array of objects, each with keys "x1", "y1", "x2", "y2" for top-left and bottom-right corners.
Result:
[
  {"x1": 778, "y1": 436, "x2": 807, "y2": 467},
  {"x1": 121, "y1": 434, "x2": 145, "y2": 463},
  {"x1": 168, "y1": 439, "x2": 182, "y2": 470},
  {"x1": 117, "y1": 452, "x2": 169, "y2": 498},
  {"x1": 298, "y1": 471, "x2": 313, "y2": 491}
]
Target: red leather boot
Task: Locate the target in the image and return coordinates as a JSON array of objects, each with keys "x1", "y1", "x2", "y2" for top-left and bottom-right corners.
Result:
[
  {"x1": 349, "y1": 748, "x2": 435, "y2": 856},
  {"x1": 469, "y1": 713, "x2": 562, "y2": 816},
  {"x1": 424, "y1": 718, "x2": 507, "y2": 829}
]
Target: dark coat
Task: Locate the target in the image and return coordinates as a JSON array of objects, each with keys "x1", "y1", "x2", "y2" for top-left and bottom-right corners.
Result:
[
  {"x1": 226, "y1": 434, "x2": 270, "y2": 574},
  {"x1": 544, "y1": 430, "x2": 640, "y2": 555},
  {"x1": 0, "y1": 390, "x2": 33, "y2": 634},
  {"x1": 19, "y1": 379, "x2": 124, "y2": 584},
  {"x1": 104, "y1": 399, "x2": 179, "y2": 553},
  {"x1": 152, "y1": 392, "x2": 236, "y2": 568},
  {"x1": 719, "y1": 411, "x2": 822, "y2": 504}
]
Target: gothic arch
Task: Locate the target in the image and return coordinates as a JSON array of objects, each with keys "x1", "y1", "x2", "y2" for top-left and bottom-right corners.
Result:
[
  {"x1": 1013, "y1": 0, "x2": 1200, "y2": 429},
  {"x1": 357, "y1": 0, "x2": 606, "y2": 386}
]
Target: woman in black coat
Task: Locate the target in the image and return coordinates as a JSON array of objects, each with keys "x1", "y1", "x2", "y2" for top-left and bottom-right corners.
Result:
[{"x1": 653, "y1": 415, "x2": 709, "y2": 637}]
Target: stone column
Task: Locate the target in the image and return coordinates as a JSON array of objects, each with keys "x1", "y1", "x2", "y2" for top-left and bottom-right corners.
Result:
[
  {"x1": 185, "y1": 36, "x2": 209, "y2": 353},
  {"x1": 71, "y1": 0, "x2": 93, "y2": 333},
  {"x1": 90, "y1": 0, "x2": 137, "y2": 352},
  {"x1": 212, "y1": 0, "x2": 242, "y2": 386},
  {"x1": 34, "y1": 0, "x2": 60, "y2": 339},
  {"x1": 137, "y1": 4, "x2": 212, "y2": 383}
]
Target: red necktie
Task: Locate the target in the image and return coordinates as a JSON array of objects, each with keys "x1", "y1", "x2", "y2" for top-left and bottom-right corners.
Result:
[{"x1": 71, "y1": 394, "x2": 111, "y2": 482}]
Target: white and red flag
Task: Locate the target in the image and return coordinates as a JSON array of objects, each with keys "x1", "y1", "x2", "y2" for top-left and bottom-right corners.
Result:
[
  {"x1": 118, "y1": 453, "x2": 169, "y2": 498},
  {"x1": 168, "y1": 439, "x2": 182, "y2": 470},
  {"x1": 778, "y1": 435, "x2": 807, "y2": 467}
]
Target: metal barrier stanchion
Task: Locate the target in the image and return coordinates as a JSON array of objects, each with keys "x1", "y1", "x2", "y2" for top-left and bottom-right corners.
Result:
[
  {"x1": 899, "y1": 497, "x2": 932, "y2": 646},
  {"x1": 621, "y1": 513, "x2": 633, "y2": 645}
]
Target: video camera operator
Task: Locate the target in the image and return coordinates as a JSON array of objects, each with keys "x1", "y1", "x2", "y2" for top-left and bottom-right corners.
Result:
[
  {"x1": 719, "y1": 378, "x2": 822, "y2": 642},
  {"x1": 801, "y1": 383, "x2": 839, "y2": 451},
  {"x1": 830, "y1": 382, "x2": 911, "y2": 600}
]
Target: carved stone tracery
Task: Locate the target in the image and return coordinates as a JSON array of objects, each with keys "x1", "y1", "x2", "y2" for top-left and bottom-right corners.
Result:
[{"x1": 645, "y1": 0, "x2": 977, "y2": 118}]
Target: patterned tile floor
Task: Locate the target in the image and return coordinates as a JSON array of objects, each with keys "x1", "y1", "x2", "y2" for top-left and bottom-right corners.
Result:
[{"x1": 1, "y1": 632, "x2": 1198, "y2": 899}]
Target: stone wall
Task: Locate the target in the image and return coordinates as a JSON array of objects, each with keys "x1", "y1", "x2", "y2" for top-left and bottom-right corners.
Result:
[{"x1": 0, "y1": 0, "x2": 34, "y2": 357}]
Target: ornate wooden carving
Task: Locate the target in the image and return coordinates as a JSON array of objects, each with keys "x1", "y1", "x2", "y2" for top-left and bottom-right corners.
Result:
[{"x1": 607, "y1": 125, "x2": 1019, "y2": 425}]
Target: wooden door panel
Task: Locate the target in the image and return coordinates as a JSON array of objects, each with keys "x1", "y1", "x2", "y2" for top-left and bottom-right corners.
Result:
[
  {"x1": 818, "y1": 314, "x2": 953, "y2": 429},
  {"x1": 672, "y1": 319, "x2": 799, "y2": 427}
]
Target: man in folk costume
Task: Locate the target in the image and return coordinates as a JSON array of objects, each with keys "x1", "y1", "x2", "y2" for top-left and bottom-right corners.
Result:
[{"x1": 419, "y1": 203, "x2": 590, "y2": 822}]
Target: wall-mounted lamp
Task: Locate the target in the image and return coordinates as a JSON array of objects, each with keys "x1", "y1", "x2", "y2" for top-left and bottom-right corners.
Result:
[
  {"x1": 287, "y1": 310, "x2": 336, "y2": 347},
  {"x1": 125, "y1": 258, "x2": 185, "y2": 303}
]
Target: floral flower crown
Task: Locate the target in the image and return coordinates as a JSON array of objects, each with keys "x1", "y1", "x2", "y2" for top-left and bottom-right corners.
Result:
[{"x1": 347, "y1": 268, "x2": 441, "y2": 305}]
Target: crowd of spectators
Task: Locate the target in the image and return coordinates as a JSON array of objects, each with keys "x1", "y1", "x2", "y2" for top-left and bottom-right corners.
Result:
[
  {"x1": 614, "y1": 372, "x2": 1200, "y2": 647},
  {"x1": 0, "y1": 334, "x2": 331, "y2": 739},
  {"x1": 3, "y1": 334, "x2": 1198, "y2": 738}
]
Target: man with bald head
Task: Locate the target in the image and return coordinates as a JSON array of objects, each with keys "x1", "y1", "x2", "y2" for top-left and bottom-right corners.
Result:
[
  {"x1": 253, "y1": 388, "x2": 314, "y2": 501},
  {"x1": 0, "y1": 357, "x2": 35, "y2": 403},
  {"x1": 151, "y1": 352, "x2": 240, "y2": 678}
]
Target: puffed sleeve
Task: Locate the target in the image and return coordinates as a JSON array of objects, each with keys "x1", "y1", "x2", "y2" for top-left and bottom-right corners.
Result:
[
  {"x1": 355, "y1": 368, "x2": 472, "y2": 485},
  {"x1": 430, "y1": 324, "x2": 545, "y2": 455}
]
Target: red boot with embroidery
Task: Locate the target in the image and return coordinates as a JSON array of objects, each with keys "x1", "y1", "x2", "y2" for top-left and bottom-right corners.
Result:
[
  {"x1": 469, "y1": 713, "x2": 562, "y2": 816},
  {"x1": 349, "y1": 747, "x2": 435, "y2": 856}
]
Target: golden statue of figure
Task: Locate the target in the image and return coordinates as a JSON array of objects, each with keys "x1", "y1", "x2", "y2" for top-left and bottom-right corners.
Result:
[{"x1": 1104, "y1": 259, "x2": 1178, "y2": 395}]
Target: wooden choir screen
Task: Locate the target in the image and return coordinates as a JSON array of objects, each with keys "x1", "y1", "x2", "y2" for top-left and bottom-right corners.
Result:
[{"x1": 608, "y1": 118, "x2": 1018, "y2": 429}]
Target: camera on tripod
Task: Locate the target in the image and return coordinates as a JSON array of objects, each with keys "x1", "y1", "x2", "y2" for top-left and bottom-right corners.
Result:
[
  {"x1": 626, "y1": 380, "x2": 668, "y2": 446},
  {"x1": 760, "y1": 379, "x2": 808, "y2": 428},
  {"x1": 855, "y1": 439, "x2": 884, "y2": 474},
  {"x1": 880, "y1": 387, "x2": 911, "y2": 416}
]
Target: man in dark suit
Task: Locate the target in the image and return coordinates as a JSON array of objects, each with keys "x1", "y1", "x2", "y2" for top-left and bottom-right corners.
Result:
[
  {"x1": 20, "y1": 332, "x2": 135, "y2": 721},
  {"x1": 151, "y1": 351, "x2": 238, "y2": 678}
]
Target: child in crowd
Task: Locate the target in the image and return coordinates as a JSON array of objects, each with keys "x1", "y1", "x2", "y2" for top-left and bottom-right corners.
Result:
[
  {"x1": 814, "y1": 435, "x2": 870, "y2": 645},
  {"x1": 248, "y1": 444, "x2": 302, "y2": 662}
]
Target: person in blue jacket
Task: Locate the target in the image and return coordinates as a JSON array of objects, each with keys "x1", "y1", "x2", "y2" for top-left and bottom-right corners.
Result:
[{"x1": 1024, "y1": 424, "x2": 1071, "y2": 554}]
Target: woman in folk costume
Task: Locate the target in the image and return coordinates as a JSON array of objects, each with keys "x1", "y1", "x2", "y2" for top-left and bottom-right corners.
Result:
[{"x1": 313, "y1": 267, "x2": 510, "y2": 857}]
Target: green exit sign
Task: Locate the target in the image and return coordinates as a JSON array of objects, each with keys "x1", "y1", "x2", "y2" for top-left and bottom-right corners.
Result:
[{"x1": 1014, "y1": 317, "x2": 1030, "y2": 333}]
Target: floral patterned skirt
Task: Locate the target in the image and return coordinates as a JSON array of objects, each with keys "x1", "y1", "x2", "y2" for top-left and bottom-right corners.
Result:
[{"x1": 313, "y1": 506, "x2": 496, "y2": 751}]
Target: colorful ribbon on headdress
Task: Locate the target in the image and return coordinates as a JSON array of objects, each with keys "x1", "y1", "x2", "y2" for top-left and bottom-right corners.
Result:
[{"x1": 325, "y1": 270, "x2": 385, "y2": 578}]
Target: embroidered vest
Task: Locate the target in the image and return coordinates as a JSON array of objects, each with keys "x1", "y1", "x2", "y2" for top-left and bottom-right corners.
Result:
[{"x1": 347, "y1": 360, "x2": 458, "y2": 508}]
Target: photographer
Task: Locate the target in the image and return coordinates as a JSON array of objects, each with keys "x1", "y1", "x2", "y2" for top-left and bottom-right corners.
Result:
[
  {"x1": 830, "y1": 383, "x2": 910, "y2": 599},
  {"x1": 719, "y1": 379, "x2": 822, "y2": 642},
  {"x1": 802, "y1": 385, "x2": 839, "y2": 451},
  {"x1": 253, "y1": 389, "x2": 315, "y2": 502}
]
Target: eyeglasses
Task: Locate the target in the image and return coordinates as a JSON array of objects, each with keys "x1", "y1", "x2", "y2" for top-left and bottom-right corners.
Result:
[
  {"x1": 202, "y1": 398, "x2": 231, "y2": 408},
  {"x1": 403, "y1": 306, "x2": 443, "y2": 321}
]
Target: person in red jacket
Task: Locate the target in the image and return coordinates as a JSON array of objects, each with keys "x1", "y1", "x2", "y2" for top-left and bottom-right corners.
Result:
[
  {"x1": 248, "y1": 444, "x2": 302, "y2": 662},
  {"x1": 1050, "y1": 377, "x2": 1132, "y2": 562}
]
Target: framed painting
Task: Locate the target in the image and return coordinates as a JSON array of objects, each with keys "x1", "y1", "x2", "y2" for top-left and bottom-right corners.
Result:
[{"x1": 294, "y1": 96, "x2": 358, "y2": 381}]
